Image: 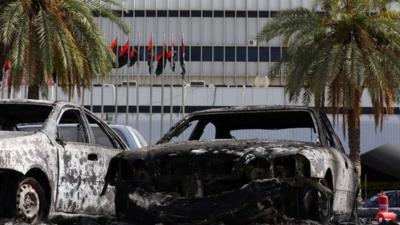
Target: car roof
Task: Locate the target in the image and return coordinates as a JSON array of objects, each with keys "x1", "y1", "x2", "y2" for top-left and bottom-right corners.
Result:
[
  {"x1": 0, "y1": 99, "x2": 79, "y2": 108},
  {"x1": 187, "y1": 105, "x2": 317, "y2": 117}
]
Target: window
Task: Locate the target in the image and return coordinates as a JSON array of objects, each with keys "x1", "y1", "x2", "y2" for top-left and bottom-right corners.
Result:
[
  {"x1": 191, "y1": 11, "x2": 201, "y2": 17},
  {"x1": 214, "y1": 47, "x2": 224, "y2": 61},
  {"x1": 191, "y1": 47, "x2": 201, "y2": 61},
  {"x1": 203, "y1": 47, "x2": 213, "y2": 61},
  {"x1": 248, "y1": 11, "x2": 258, "y2": 18},
  {"x1": 225, "y1": 11, "x2": 235, "y2": 17},
  {"x1": 157, "y1": 10, "x2": 167, "y2": 17},
  {"x1": 199, "y1": 123, "x2": 216, "y2": 140},
  {"x1": 58, "y1": 109, "x2": 88, "y2": 143},
  {"x1": 259, "y1": 47, "x2": 269, "y2": 62},
  {"x1": 271, "y1": 47, "x2": 282, "y2": 62},
  {"x1": 85, "y1": 112, "x2": 117, "y2": 149},
  {"x1": 237, "y1": 47, "x2": 247, "y2": 61},
  {"x1": 170, "y1": 120, "x2": 199, "y2": 143},
  {"x1": 248, "y1": 47, "x2": 258, "y2": 62},
  {"x1": 225, "y1": 47, "x2": 235, "y2": 61}
]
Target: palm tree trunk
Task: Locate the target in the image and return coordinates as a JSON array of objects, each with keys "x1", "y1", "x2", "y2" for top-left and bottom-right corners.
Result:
[
  {"x1": 348, "y1": 109, "x2": 361, "y2": 173},
  {"x1": 28, "y1": 84, "x2": 40, "y2": 99},
  {"x1": 348, "y1": 90, "x2": 362, "y2": 203}
]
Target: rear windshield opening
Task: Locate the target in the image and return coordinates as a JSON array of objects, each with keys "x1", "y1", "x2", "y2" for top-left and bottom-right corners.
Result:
[{"x1": 0, "y1": 104, "x2": 53, "y2": 132}]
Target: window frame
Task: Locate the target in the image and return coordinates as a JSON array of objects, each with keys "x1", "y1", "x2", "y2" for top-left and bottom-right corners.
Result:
[
  {"x1": 83, "y1": 110, "x2": 126, "y2": 150},
  {"x1": 56, "y1": 107, "x2": 90, "y2": 144}
]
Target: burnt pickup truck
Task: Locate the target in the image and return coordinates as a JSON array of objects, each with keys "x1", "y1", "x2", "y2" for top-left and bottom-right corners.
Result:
[
  {"x1": 104, "y1": 106, "x2": 358, "y2": 224},
  {"x1": 0, "y1": 100, "x2": 128, "y2": 224}
]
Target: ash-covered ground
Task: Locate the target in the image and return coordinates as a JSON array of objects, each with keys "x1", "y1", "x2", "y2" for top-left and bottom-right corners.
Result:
[{"x1": 0, "y1": 217, "x2": 374, "y2": 225}]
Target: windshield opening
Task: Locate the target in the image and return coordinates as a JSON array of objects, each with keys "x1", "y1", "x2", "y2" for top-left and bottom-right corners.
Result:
[{"x1": 164, "y1": 110, "x2": 319, "y2": 144}]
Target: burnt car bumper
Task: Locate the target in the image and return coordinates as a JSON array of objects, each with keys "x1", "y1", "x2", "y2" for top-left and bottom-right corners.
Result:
[{"x1": 114, "y1": 177, "x2": 332, "y2": 225}]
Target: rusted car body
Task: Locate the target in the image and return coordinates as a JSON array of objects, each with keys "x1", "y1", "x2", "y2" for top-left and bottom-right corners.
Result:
[
  {"x1": 104, "y1": 106, "x2": 358, "y2": 224},
  {"x1": 0, "y1": 100, "x2": 127, "y2": 224}
]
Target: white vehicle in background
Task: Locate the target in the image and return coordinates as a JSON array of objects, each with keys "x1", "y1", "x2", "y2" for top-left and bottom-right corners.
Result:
[{"x1": 107, "y1": 125, "x2": 147, "y2": 150}]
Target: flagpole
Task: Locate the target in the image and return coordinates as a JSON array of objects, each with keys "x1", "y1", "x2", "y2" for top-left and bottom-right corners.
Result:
[
  {"x1": 149, "y1": 32, "x2": 153, "y2": 144},
  {"x1": 169, "y1": 32, "x2": 174, "y2": 127},
  {"x1": 126, "y1": 0, "x2": 133, "y2": 125},
  {"x1": 136, "y1": 31, "x2": 140, "y2": 129},
  {"x1": 160, "y1": 32, "x2": 166, "y2": 137},
  {"x1": 181, "y1": 32, "x2": 185, "y2": 117}
]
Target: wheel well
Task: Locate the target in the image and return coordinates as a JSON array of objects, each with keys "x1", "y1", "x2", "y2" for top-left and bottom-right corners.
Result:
[
  {"x1": 325, "y1": 169, "x2": 333, "y2": 190},
  {"x1": 0, "y1": 169, "x2": 23, "y2": 217},
  {"x1": 25, "y1": 168, "x2": 51, "y2": 216}
]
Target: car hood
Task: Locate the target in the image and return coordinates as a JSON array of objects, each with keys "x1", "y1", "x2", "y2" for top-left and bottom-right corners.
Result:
[{"x1": 113, "y1": 139, "x2": 327, "y2": 161}]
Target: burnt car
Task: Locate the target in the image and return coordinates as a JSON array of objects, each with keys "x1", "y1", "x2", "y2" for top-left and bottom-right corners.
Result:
[
  {"x1": 0, "y1": 100, "x2": 128, "y2": 224},
  {"x1": 104, "y1": 106, "x2": 358, "y2": 224}
]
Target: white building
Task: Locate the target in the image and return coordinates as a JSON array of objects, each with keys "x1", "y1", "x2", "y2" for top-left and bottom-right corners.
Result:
[{"x1": 9, "y1": 0, "x2": 400, "y2": 150}]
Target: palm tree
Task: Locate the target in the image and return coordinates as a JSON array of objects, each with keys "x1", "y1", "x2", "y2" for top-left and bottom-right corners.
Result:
[
  {"x1": 258, "y1": 0, "x2": 400, "y2": 178},
  {"x1": 0, "y1": 0, "x2": 128, "y2": 98}
]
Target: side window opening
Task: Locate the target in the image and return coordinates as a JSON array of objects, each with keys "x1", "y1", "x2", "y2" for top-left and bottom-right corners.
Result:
[
  {"x1": 199, "y1": 123, "x2": 216, "y2": 140},
  {"x1": 58, "y1": 109, "x2": 88, "y2": 143},
  {"x1": 85, "y1": 112, "x2": 119, "y2": 149}
]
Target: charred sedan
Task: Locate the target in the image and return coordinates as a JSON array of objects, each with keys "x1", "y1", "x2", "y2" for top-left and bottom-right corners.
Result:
[
  {"x1": 104, "y1": 106, "x2": 358, "y2": 224},
  {"x1": 0, "y1": 100, "x2": 128, "y2": 224}
]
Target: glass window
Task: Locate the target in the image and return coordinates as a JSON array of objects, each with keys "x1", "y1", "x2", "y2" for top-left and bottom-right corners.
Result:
[
  {"x1": 225, "y1": 47, "x2": 235, "y2": 61},
  {"x1": 157, "y1": 10, "x2": 167, "y2": 17},
  {"x1": 214, "y1": 11, "x2": 224, "y2": 17},
  {"x1": 58, "y1": 109, "x2": 88, "y2": 143},
  {"x1": 271, "y1": 47, "x2": 281, "y2": 62},
  {"x1": 169, "y1": 10, "x2": 179, "y2": 17},
  {"x1": 85, "y1": 113, "x2": 117, "y2": 149},
  {"x1": 202, "y1": 11, "x2": 212, "y2": 17},
  {"x1": 248, "y1": 11, "x2": 258, "y2": 18},
  {"x1": 180, "y1": 10, "x2": 190, "y2": 17},
  {"x1": 236, "y1": 11, "x2": 246, "y2": 17},
  {"x1": 191, "y1": 47, "x2": 201, "y2": 61},
  {"x1": 203, "y1": 47, "x2": 213, "y2": 61},
  {"x1": 191, "y1": 10, "x2": 201, "y2": 17},
  {"x1": 237, "y1": 47, "x2": 247, "y2": 61},
  {"x1": 259, "y1": 47, "x2": 269, "y2": 62},
  {"x1": 259, "y1": 11, "x2": 270, "y2": 18},
  {"x1": 112, "y1": 127, "x2": 135, "y2": 148},
  {"x1": 225, "y1": 11, "x2": 235, "y2": 17},
  {"x1": 135, "y1": 10, "x2": 145, "y2": 17},
  {"x1": 214, "y1": 47, "x2": 224, "y2": 61},
  {"x1": 248, "y1": 47, "x2": 258, "y2": 62},
  {"x1": 145, "y1": 10, "x2": 156, "y2": 17}
]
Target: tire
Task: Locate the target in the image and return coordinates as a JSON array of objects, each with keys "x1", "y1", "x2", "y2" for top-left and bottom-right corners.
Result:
[
  {"x1": 299, "y1": 178, "x2": 332, "y2": 224},
  {"x1": 14, "y1": 177, "x2": 47, "y2": 225}
]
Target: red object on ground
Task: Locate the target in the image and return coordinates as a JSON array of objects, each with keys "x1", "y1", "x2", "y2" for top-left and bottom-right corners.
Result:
[{"x1": 376, "y1": 192, "x2": 398, "y2": 223}]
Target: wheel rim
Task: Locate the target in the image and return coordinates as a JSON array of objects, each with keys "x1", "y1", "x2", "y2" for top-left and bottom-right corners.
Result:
[{"x1": 16, "y1": 183, "x2": 40, "y2": 223}]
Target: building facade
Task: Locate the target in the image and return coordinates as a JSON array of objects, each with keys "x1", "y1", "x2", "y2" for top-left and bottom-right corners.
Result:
[{"x1": 100, "y1": 0, "x2": 314, "y2": 86}]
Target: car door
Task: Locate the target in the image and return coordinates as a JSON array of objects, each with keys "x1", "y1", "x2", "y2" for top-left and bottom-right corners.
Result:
[
  {"x1": 55, "y1": 108, "x2": 101, "y2": 214},
  {"x1": 84, "y1": 111, "x2": 125, "y2": 215}
]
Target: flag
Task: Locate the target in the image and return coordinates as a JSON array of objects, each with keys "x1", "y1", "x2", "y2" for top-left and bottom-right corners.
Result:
[
  {"x1": 110, "y1": 37, "x2": 118, "y2": 51},
  {"x1": 180, "y1": 33, "x2": 186, "y2": 78},
  {"x1": 128, "y1": 47, "x2": 138, "y2": 67},
  {"x1": 2, "y1": 60, "x2": 11, "y2": 88},
  {"x1": 147, "y1": 34, "x2": 153, "y2": 74},
  {"x1": 155, "y1": 34, "x2": 168, "y2": 76},
  {"x1": 112, "y1": 40, "x2": 129, "y2": 68},
  {"x1": 168, "y1": 36, "x2": 176, "y2": 72}
]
